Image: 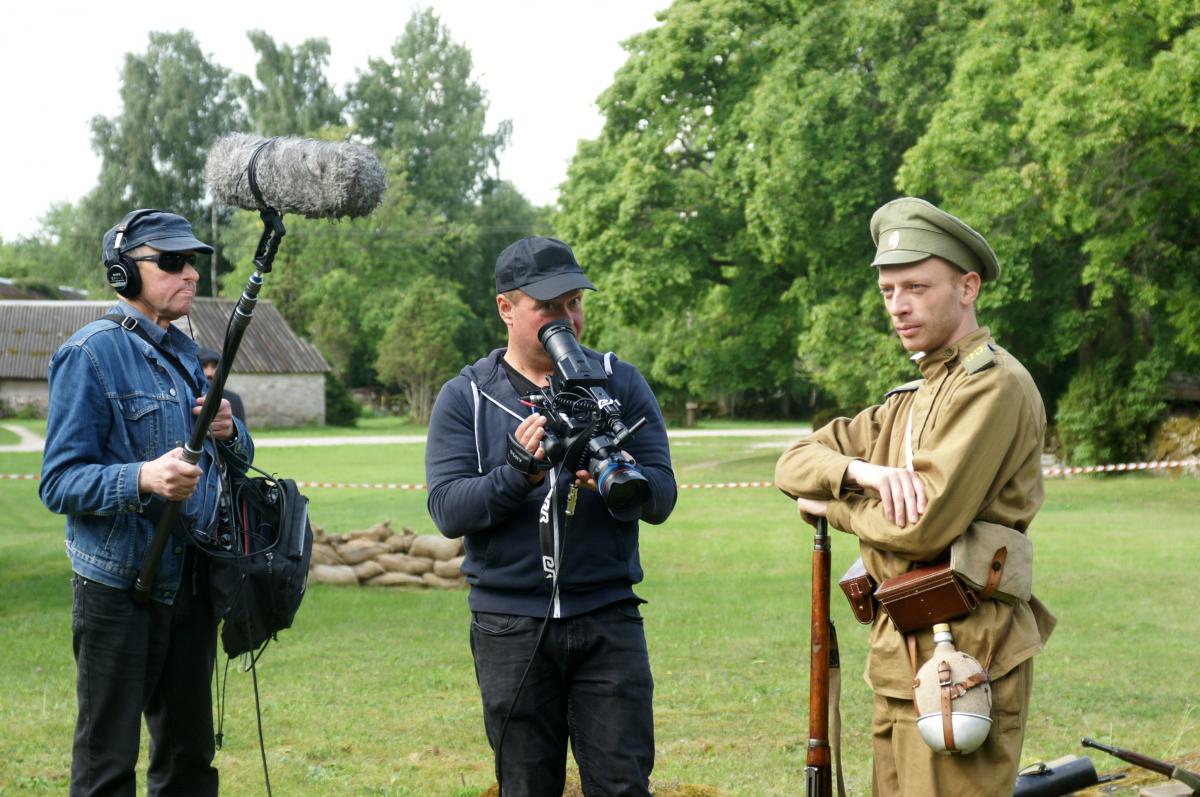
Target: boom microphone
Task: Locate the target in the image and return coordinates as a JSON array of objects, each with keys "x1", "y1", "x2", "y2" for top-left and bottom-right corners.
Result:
[{"x1": 206, "y1": 133, "x2": 387, "y2": 219}]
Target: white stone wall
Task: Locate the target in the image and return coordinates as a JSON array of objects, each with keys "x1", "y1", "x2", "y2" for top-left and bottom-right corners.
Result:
[
  {"x1": 0, "y1": 380, "x2": 49, "y2": 414},
  {"x1": 226, "y1": 373, "x2": 324, "y2": 427}
]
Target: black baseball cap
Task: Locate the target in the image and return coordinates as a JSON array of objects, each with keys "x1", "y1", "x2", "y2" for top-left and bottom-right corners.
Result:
[
  {"x1": 102, "y1": 210, "x2": 213, "y2": 262},
  {"x1": 197, "y1": 346, "x2": 222, "y2": 365},
  {"x1": 494, "y1": 236, "x2": 596, "y2": 300}
]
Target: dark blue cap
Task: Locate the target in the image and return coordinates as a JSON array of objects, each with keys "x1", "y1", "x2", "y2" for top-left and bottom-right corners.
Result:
[
  {"x1": 495, "y1": 236, "x2": 596, "y2": 300},
  {"x1": 103, "y1": 210, "x2": 213, "y2": 262}
]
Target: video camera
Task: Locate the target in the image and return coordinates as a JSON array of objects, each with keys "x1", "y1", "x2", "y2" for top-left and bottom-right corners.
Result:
[{"x1": 506, "y1": 320, "x2": 651, "y2": 521}]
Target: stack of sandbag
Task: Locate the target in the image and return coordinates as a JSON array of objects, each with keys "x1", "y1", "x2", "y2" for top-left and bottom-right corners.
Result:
[{"x1": 309, "y1": 520, "x2": 466, "y2": 589}]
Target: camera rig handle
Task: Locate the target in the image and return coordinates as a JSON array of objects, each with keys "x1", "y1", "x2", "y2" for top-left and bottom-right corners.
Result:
[{"x1": 507, "y1": 431, "x2": 554, "y2": 475}]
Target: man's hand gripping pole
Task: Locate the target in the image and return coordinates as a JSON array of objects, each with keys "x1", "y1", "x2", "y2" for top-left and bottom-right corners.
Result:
[{"x1": 132, "y1": 195, "x2": 284, "y2": 603}]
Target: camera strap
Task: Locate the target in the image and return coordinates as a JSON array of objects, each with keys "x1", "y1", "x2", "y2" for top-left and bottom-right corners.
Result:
[
  {"x1": 538, "y1": 466, "x2": 564, "y2": 618},
  {"x1": 103, "y1": 311, "x2": 204, "y2": 395}
]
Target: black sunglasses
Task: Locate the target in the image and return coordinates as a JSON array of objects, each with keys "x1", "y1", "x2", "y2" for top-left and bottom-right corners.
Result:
[{"x1": 132, "y1": 252, "x2": 198, "y2": 273}]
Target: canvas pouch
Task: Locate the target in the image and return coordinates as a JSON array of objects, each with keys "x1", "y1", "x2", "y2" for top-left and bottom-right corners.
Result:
[{"x1": 949, "y1": 520, "x2": 1033, "y2": 604}]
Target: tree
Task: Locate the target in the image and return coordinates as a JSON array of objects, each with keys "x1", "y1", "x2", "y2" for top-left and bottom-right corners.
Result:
[
  {"x1": 0, "y1": 203, "x2": 104, "y2": 295},
  {"x1": 556, "y1": 0, "x2": 981, "y2": 415},
  {"x1": 469, "y1": 181, "x2": 553, "y2": 347},
  {"x1": 234, "y1": 31, "x2": 343, "y2": 136},
  {"x1": 375, "y1": 275, "x2": 485, "y2": 422},
  {"x1": 346, "y1": 8, "x2": 511, "y2": 217},
  {"x1": 897, "y1": 1, "x2": 1200, "y2": 461},
  {"x1": 80, "y1": 30, "x2": 246, "y2": 295},
  {"x1": 559, "y1": 0, "x2": 1200, "y2": 459},
  {"x1": 222, "y1": 12, "x2": 537, "y2": 392},
  {"x1": 219, "y1": 146, "x2": 478, "y2": 386}
]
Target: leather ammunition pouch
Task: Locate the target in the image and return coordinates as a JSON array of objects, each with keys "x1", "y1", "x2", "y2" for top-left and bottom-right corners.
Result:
[
  {"x1": 838, "y1": 521, "x2": 1033, "y2": 633},
  {"x1": 874, "y1": 561, "x2": 978, "y2": 635},
  {"x1": 838, "y1": 558, "x2": 877, "y2": 624}
]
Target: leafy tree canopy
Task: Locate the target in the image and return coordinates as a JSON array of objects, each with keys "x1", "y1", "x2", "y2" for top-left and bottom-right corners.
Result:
[
  {"x1": 347, "y1": 9, "x2": 511, "y2": 217},
  {"x1": 376, "y1": 274, "x2": 485, "y2": 423},
  {"x1": 557, "y1": 0, "x2": 1200, "y2": 460},
  {"x1": 234, "y1": 30, "x2": 344, "y2": 136}
]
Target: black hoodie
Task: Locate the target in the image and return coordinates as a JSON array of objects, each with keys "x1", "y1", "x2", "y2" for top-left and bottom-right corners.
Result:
[{"x1": 425, "y1": 347, "x2": 676, "y2": 618}]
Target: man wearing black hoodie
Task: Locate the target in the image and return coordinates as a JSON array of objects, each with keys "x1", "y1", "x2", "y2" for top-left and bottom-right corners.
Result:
[{"x1": 425, "y1": 236, "x2": 677, "y2": 796}]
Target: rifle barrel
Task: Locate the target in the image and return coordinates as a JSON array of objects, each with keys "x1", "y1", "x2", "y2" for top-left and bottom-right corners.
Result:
[{"x1": 1081, "y1": 737, "x2": 1173, "y2": 778}]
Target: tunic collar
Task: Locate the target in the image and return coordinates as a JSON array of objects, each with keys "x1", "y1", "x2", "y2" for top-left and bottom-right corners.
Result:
[{"x1": 913, "y1": 326, "x2": 992, "y2": 380}]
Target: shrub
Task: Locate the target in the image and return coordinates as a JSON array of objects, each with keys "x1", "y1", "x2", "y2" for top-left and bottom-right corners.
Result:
[
  {"x1": 324, "y1": 373, "x2": 360, "y2": 427},
  {"x1": 1056, "y1": 357, "x2": 1165, "y2": 465}
]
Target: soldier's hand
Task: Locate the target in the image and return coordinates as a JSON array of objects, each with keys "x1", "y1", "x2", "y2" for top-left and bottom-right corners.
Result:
[
  {"x1": 138, "y1": 447, "x2": 202, "y2": 501},
  {"x1": 845, "y1": 460, "x2": 927, "y2": 527},
  {"x1": 795, "y1": 496, "x2": 828, "y2": 527},
  {"x1": 195, "y1": 395, "x2": 236, "y2": 441},
  {"x1": 514, "y1": 414, "x2": 549, "y2": 485}
]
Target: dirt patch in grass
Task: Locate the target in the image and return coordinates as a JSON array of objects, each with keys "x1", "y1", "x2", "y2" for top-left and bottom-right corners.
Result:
[{"x1": 477, "y1": 772, "x2": 732, "y2": 796}]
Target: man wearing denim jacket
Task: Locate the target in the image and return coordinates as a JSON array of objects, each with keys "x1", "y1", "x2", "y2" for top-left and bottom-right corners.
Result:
[{"x1": 40, "y1": 210, "x2": 253, "y2": 797}]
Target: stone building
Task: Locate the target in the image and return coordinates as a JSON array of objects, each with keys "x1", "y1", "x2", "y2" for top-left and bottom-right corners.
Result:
[{"x1": 0, "y1": 298, "x2": 329, "y2": 426}]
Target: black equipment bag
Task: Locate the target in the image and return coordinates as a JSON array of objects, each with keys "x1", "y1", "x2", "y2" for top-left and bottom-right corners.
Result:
[{"x1": 207, "y1": 472, "x2": 313, "y2": 657}]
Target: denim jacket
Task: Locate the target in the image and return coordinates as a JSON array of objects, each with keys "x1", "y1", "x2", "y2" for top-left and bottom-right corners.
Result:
[{"x1": 40, "y1": 301, "x2": 254, "y2": 603}]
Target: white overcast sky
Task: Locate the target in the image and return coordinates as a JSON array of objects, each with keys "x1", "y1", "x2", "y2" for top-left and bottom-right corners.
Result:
[{"x1": 0, "y1": 1, "x2": 664, "y2": 241}]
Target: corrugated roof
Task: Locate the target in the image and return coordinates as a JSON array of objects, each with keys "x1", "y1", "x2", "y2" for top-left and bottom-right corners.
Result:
[
  {"x1": 0, "y1": 298, "x2": 329, "y2": 379},
  {"x1": 0, "y1": 278, "x2": 89, "y2": 300}
]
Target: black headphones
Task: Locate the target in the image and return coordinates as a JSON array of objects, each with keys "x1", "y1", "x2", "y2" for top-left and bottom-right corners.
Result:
[{"x1": 104, "y1": 208, "x2": 164, "y2": 298}]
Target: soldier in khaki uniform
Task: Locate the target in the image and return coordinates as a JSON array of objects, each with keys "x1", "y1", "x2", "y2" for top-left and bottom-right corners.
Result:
[{"x1": 775, "y1": 197, "x2": 1056, "y2": 796}]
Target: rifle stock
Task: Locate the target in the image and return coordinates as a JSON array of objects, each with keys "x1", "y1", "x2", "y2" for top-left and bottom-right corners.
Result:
[{"x1": 806, "y1": 517, "x2": 832, "y2": 797}]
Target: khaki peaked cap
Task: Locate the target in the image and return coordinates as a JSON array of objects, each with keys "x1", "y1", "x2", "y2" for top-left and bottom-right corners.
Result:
[{"x1": 869, "y1": 197, "x2": 1000, "y2": 282}]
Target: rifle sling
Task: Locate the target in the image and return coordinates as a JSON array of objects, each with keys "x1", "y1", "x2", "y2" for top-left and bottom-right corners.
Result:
[{"x1": 830, "y1": 622, "x2": 847, "y2": 797}]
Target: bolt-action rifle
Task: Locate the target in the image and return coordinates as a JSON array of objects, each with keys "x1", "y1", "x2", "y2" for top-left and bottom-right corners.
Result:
[
  {"x1": 1082, "y1": 737, "x2": 1200, "y2": 794},
  {"x1": 806, "y1": 517, "x2": 842, "y2": 797}
]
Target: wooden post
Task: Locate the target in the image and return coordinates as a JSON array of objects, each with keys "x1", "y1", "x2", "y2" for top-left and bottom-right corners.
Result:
[{"x1": 210, "y1": 203, "x2": 220, "y2": 297}]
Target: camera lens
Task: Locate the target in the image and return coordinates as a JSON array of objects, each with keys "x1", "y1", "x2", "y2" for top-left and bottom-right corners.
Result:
[{"x1": 594, "y1": 459, "x2": 650, "y2": 521}]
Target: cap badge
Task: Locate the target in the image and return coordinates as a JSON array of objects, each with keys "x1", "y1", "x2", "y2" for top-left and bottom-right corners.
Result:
[{"x1": 886, "y1": 230, "x2": 901, "y2": 250}]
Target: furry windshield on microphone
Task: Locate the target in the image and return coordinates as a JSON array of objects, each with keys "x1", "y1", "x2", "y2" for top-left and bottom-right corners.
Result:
[{"x1": 206, "y1": 134, "x2": 387, "y2": 219}]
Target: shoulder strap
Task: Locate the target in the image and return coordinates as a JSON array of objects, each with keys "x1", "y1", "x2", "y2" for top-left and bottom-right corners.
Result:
[
  {"x1": 963, "y1": 343, "x2": 998, "y2": 375},
  {"x1": 885, "y1": 378, "x2": 923, "y2": 399},
  {"x1": 103, "y1": 312, "x2": 203, "y2": 394}
]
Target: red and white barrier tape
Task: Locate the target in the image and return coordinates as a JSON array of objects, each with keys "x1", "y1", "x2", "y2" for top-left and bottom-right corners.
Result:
[
  {"x1": 5, "y1": 459, "x2": 1198, "y2": 489},
  {"x1": 678, "y1": 481, "x2": 777, "y2": 489},
  {"x1": 297, "y1": 481, "x2": 426, "y2": 490},
  {"x1": 1041, "y1": 458, "x2": 1200, "y2": 477}
]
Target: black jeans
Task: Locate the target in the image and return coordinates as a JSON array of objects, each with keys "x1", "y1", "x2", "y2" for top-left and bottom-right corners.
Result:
[
  {"x1": 70, "y1": 561, "x2": 218, "y2": 797},
  {"x1": 470, "y1": 601, "x2": 655, "y2": 797}
]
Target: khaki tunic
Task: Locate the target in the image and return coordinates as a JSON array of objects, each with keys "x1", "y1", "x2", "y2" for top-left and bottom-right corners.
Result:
[{"x1": 776, "y1": 326, "x2": 1055, "y2": 695}]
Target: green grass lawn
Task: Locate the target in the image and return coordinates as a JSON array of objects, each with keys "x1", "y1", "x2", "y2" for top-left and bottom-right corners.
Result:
[
  {"x1": 1, "y1": 435, "x2": 1198, "y2": 796},
  {"x1": 253, "y1": 415, "x2": 429, "y2": 438}
]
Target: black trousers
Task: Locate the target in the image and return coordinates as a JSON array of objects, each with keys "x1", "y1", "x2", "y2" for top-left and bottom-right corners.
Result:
[
  {"x1": 470, "y1": 601, "x2": 655, "y2": 797},
  {"x1": 70, "y1": 559, "x2": 218, "y2": 797}
]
